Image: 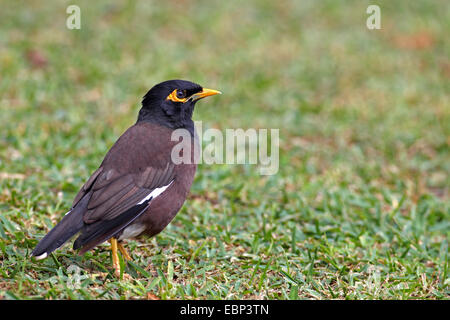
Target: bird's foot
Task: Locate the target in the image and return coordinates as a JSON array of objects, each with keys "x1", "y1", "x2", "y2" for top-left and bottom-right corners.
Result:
[
  {"x1": 118, "y1": 242, "x2": 132, "y2": 261},
  {"x1": 110, "y1": 237, "x2": 133, "y2": 278},
  {"x1": 110, "y1": 238, "x2": 121, "y2": 277}
]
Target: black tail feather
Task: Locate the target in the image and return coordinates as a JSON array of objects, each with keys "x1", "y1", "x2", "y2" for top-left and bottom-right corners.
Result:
[
  {"x1": 31, "y1": 193, "x2": 90, "y2": 258},
  {"x1": 73, "y1": 201, "x2": 149, "y2": 255}
]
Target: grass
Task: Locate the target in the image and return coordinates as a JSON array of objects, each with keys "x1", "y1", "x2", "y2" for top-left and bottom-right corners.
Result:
[{"x1": 0, "y1": 0, "x2": 449, "y2": 299}]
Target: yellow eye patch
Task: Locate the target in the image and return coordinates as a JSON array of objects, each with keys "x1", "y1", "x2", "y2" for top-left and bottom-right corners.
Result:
[{"x1": 166, "y1": 89, "x2": 187, "y2": 103}]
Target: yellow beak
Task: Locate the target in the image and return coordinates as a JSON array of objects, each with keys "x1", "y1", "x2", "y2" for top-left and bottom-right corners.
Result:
[{"x1": 191, "y1": 88, "x2": 222, "y2": 101}]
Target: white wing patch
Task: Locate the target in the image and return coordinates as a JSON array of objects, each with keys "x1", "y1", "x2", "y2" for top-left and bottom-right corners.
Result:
[
  {"x1": 137, "y1": 180, "x2": 174, "y2": 205},
  {"x1": 118, "y1": 181, "x2": 174, "y2": 241}
]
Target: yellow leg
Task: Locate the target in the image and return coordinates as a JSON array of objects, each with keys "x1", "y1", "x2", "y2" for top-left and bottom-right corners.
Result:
[
  {"x1": 110, "y1": 238, "x2": 121, "y2": 277},
  {"x1": 118, "y1": 242, "x2": 132, "y2": 261}
]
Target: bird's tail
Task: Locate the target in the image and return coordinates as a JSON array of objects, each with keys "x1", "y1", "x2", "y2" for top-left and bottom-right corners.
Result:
[{"x1": 31, "y1": 194, "x2": 89, "y2": 260}]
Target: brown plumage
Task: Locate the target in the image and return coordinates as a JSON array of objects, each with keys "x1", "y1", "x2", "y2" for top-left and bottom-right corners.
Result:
[{"x1": 31, "y1": 80, "x2": 221, "y2": 275}]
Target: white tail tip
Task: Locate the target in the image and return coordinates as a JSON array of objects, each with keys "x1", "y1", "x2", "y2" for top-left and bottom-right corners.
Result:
[{"x1": 34, "y1": 252, "x2": 48, "y2": 260}]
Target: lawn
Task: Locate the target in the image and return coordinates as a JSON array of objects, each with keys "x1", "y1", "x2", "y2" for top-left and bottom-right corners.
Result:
[{"x1": 0, "y1": 0, "x2": 448, "y2": 299}]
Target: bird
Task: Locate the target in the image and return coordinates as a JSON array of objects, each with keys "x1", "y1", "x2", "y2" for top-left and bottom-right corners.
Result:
[{"x1": 31, "y1": 79, "x2": 221, "y2": 276}]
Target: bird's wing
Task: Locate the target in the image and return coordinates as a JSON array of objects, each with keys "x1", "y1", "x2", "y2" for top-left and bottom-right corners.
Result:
[
  {"x1": 84, "y1": 162, "x2": 175, "y2": 223},
  {"x1": 71, "y1": 123, "x2": 177, "y2": 222},
  {"x1": 69, "y1": 123, "x2": 178, "y2": 253}
]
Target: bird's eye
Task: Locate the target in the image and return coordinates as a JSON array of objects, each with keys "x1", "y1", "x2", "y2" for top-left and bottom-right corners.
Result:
[
  {"x1": 176, "y1": 90, "x2": 186, "y2": 99},
  {"x1": 166, "y1": 89, "x2": 188, "y2": 103}
]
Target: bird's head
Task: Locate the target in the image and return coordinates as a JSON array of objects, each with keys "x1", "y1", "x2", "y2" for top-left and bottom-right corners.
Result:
[{"x1": 138, "y1": 79, "x2": 221, "y2": 132}]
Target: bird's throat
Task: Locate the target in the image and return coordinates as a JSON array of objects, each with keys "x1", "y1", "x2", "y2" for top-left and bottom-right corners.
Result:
[{"x1": 137, "y1": 108, "x2": 195, "y2": 136}]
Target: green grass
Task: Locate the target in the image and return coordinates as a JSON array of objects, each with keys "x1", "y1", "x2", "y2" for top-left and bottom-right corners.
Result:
[{"x1": 0, "y1": 0, "x2": 449, "y2": 299}]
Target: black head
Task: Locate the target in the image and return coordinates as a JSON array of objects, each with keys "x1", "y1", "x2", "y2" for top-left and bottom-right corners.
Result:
[{"x1": 138, "y1": 80, "x2": 221, "y2": 134}]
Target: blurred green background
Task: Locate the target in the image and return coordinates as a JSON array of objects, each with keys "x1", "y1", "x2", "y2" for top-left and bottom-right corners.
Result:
[{"x1": 0, "y1": 0, "x2": 448, "y2": 299}]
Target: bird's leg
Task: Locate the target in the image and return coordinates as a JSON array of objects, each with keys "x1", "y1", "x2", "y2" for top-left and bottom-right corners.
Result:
[
  {"x1": 110, "y1": 238, "x2": 121, "y2": 277},
  {"x1": 118, "y1": 242, "x2": 132, "y2": 261}
]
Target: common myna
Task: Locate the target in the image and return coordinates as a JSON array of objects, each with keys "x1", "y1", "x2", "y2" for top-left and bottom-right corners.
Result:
[{"x1": 31, "y1": 79, "x2": 221, "y2": 275}]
